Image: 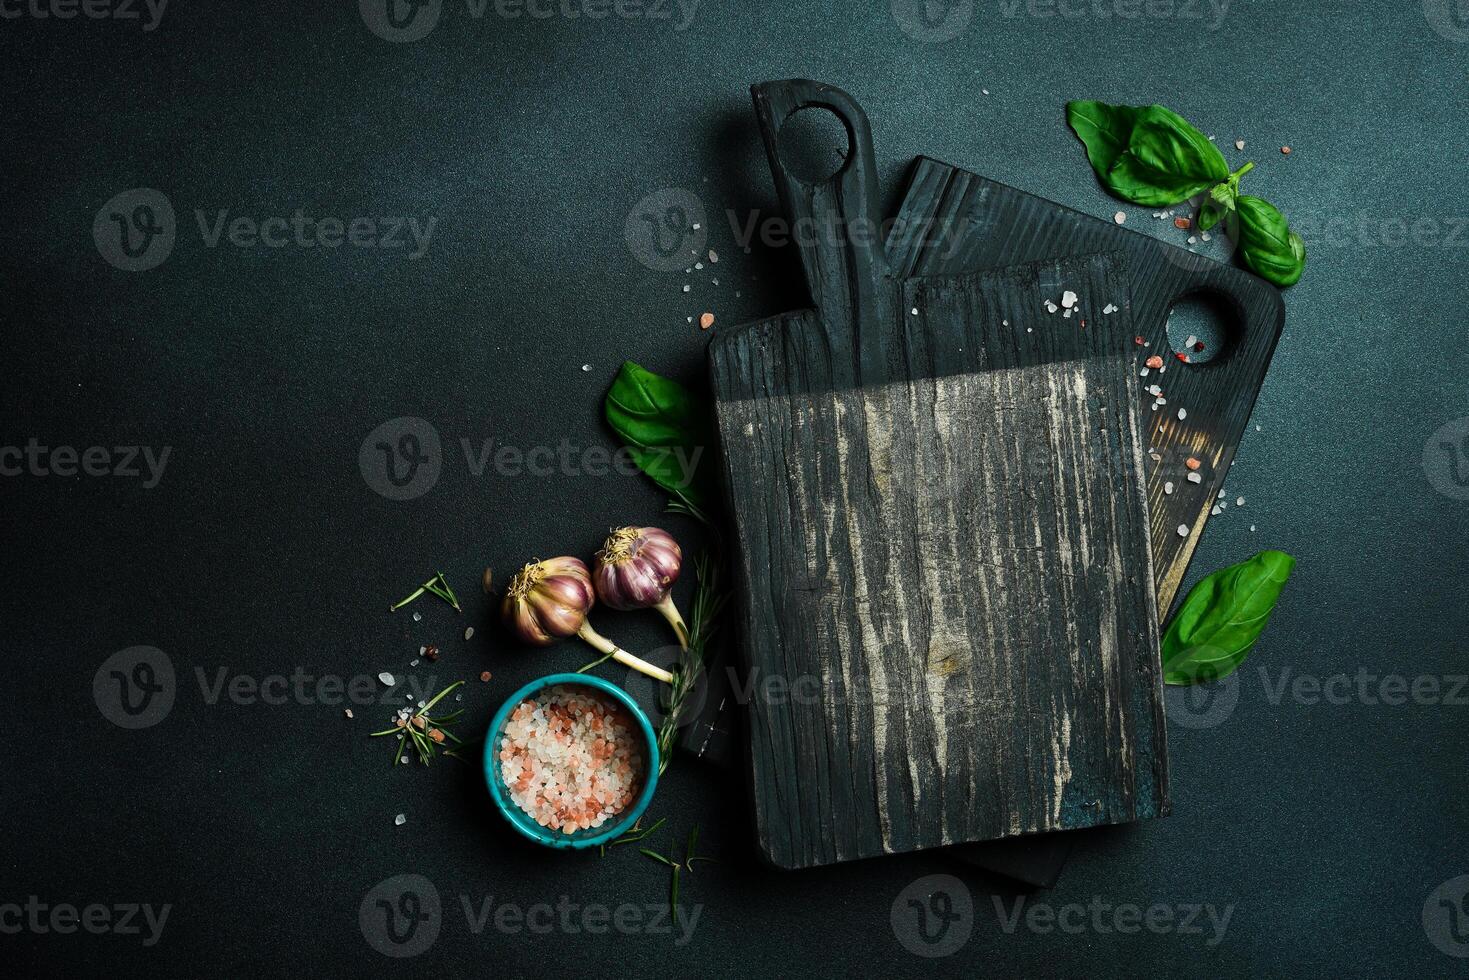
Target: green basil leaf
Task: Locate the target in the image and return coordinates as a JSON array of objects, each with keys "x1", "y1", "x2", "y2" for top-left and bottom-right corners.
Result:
[
  {"x1": 1125, "y1": 105, "x2": 1229, "y2": 186},
  {"x1": 1198, "y1": 199, "x2": 1225, "y2": 232},
  {"x1": 604, "y1": 361, "x2": 714, "y2": 509},
  {"x1": 1103, "y1": 152, "x2": 1220, "y2": 206},
  {"x1": 1065, "y1": 100, "x2": 1143, "y2": 180},
  {"x1": 1162, "y1": 550, "x2": 1296, "y2": 685},
  {"x1": 1237, "y1": 195, "x2": 1306, "y2": 287}
]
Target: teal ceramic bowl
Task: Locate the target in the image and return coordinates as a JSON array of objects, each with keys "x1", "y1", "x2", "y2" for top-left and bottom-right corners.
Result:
[{"x1": 483, "y1": 673, "x2": 659, "y2": 850}]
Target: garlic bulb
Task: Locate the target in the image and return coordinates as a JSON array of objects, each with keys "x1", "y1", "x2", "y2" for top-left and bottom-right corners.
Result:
[
  {"x1": 594, "y1": 527, "x2": 689, "y2": 649},
  {"x1": 502, "y1": 557, "x2": 673, "y2": 684}
]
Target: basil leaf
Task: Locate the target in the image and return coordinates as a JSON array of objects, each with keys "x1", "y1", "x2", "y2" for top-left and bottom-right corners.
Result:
[
  {"x1": 605, "y1": 361, "x2": 714, "y2": 509},
  {"x1": 1162, "y1": 550, "x2": 1296, "y2": 685},
  {"x1": 1103, "y1": 152, "x2": 1220, "y2": 207},
  {"x1": 1237, "y1": 195, "x2": 1306, "y2": 287},
  {"x1": 1065, "y1": 100, "x2": 1143, "y2": 180},
  {"x1": 1198, "y1": 200, "x2": 1225, "y2": 232},
  {"x1": 1124, "y1": 105, "x2": 1229, "y2": 187}
]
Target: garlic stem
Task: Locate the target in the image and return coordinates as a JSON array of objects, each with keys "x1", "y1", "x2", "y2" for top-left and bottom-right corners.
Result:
[
  {"x1": 577, "y1": 623, "x2": 674, "y2": 685},
  {"x1": 653, "y1": 595, "x2": 690, "y2": 651}
]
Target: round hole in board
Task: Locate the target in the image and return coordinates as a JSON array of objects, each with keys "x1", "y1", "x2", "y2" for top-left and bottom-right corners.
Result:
[
  {"x1": 1164, "y1": 291, "x2": 1237, "y2": 365},
  {"x1": 775, "y1": 105, "x2": 853, "y2": 185}
]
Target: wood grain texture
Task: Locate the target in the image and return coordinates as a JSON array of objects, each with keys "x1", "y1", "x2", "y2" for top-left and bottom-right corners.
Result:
[
  {"x1": 888, "y1": 159, "x2": 1287, "y2": 616},
  {"x1": 709, "y1": 251, "x2": 1168, "y2": 869}
]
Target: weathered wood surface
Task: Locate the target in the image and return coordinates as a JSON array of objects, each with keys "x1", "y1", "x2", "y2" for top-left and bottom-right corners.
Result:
[
  {"x1": 888, "y1": 160, "x2": 1287, "y2": 616},
  {"x1": 710, "y1": 250, "x2": 1167, "y2": 869},
  {"x1": 705, "y1": 79, "x2": 1171, "y2": 869}
]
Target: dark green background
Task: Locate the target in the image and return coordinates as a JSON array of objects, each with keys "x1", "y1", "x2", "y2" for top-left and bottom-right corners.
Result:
[{"x1": 4, "y1": 0, "x2": 1467, "y2": 976}]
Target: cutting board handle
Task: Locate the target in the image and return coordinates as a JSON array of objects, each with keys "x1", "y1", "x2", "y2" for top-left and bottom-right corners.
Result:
[{"x1": 751, "y1": 80, "x2": 895, "y2": 341}]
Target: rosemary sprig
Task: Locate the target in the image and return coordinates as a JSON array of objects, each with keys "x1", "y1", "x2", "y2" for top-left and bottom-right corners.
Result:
[
  {"x1": 391, "y1": 571, "x2": 462, "y2": 613},
  {"x1": 655, "y1": 543, "x2": 727, "y2": 775},
  {"x1": 639, "y1": 824, "x2": 714, "y2": 929},
  {"x1": 597, "y1": 816, "x2": 667, "y2": 857},
  {"x1": 369, "y1": 680, "x2": 477, "y2": 765}
]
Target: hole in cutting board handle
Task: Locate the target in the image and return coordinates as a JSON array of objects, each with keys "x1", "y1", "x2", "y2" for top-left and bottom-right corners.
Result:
[
  {"x1": 775, "y1": 105, "x2": 854, "y2": 186},
  {"x1": 1164, "y1": 290, "x2": 1238, "y2": 366}
]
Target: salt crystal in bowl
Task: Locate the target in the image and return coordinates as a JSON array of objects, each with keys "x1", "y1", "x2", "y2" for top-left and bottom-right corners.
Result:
[{"x1": 483, "y1": 673, "x2": 659, "y2": 850}]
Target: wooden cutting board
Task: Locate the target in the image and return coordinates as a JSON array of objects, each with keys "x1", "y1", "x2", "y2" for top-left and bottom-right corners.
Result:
[
  {"x1": 708, "y1": 80, "x2": 1169, "y2": 869},
  {"x1": 889, "y1": 157, "x2": 1287, "y2": 617}
]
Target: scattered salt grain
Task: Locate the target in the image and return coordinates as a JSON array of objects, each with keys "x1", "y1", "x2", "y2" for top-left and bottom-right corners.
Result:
[
  {"x1": 1061, "y1": 290, "x2": 1078, "y2": 309},
  {"x1": 410, "y1": 659, "x2": 419, "y2": 667},
  {"x1": 378, "y1": 672, "x2": 395, "y2": 687},
  {"x1": 1177, "y1": 408, "x2": 1187, "y2": 420},
  {"x1": 911, "y1": 307, "x2": 919, "y2": 316},
  {"x1": 1187, "y1": 472, "x2": 1203, "y2": 484},
  {"x1": 1164, "y1": 481, "x2": 1174, "y2": 495},
  {"x1": 1250, "y1": 524, "x2": 1257, "y2": 532},
  {"x1": 1235, "y1": 139, "x2": 1246, "y2": 150},
  {"x1": 682, "y1": 284, "x2": 690, "y2": 293},
  {"x1": 394, "y1": 813, "x2": 406, "y2": 826},
  {"x1": 1237, "y1": 496, "x2": 1245, "y2": 507},
  {"x1": 1177, "y1": 524, "x2": 1189, "y2": 538},
  {"x1": 1114, "y1": 211, "x2": 1126, "y2": 225},
  {"x1": 465, "y1": 627, "x2": 475, "y2": 641},
  {"x1": 1045, "y1": 301, "x2": 1058, "y2": 313},
  {"x1": 412, "y1": 611, "x2": 422, "y2": 622},
  {"x1": 344, "y1": 709, "x2": 353, "y2": 719},
  {"x1": 581, "y1": 364, "x2": 592, "y2": 372}
]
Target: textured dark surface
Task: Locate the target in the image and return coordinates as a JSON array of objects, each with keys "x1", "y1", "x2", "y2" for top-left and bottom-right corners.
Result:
[
  {"x1": 3, "y1": 1, "x2": 1468, "y2": 977},
  {"x1": 712, "y1": 249, "x2": 1168, "y2": 868}
]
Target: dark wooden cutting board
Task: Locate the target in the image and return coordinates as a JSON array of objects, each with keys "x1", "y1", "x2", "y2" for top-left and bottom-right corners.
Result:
[
  {"x1": 707, "y1": 80, "x2": 1169, "y2": 870},
  {"x1": 889, "y1": 158, "x2": 1287, "y2": 616}
]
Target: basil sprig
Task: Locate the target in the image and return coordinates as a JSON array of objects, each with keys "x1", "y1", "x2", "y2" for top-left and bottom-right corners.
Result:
[
  {"x1": 604, "y1": 360, "x2": 716, "y2": 511},
  {"x1": 1066, "y1": 100, "x2": 1306, "y2": 287},
  {"x1": 1162, "y1": 550, "x2": 1296, "y2": 685}
]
